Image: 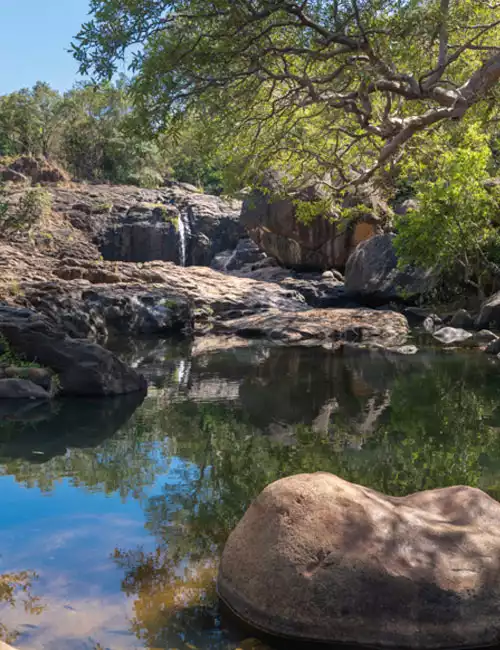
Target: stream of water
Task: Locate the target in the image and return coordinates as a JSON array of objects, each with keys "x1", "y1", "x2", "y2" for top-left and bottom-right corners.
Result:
[{"x1": 1, "y1": 341, "x2": 500, "y2": 649}]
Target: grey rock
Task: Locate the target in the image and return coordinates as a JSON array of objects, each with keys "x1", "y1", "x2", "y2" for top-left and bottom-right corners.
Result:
[
  {"x1": 280, "y1": 277, "x2": 349, "y2": 308},
  {"x1": 485, "y1": 338, "x2": 500, "y2": 355},
  {"x1": 22, "y1": 283, "x2": 193, "y2": 342},
  {"x1": 403, "y1": 307, "x2": 442, "y2": 328},
  {"x1": 0, "y1": 378, "x2": 50, "y2": 400},
  {"x1": 345, "y1": 234, "x2": 436, "y2": 303},
  {"x1": 97, "y1": 184, "x2": 244, "y2": 267},
  {"x1": 423, "y1": 316, "x2": 439, "y2": 333},
  {"x1": 450, "y1": 309, "x2": 475, "y2": 329},
  {"x1": 476, "y1": 292, "x2": 500, "y2": 330},
  {"x1": 0, "y1": 306, "x2": 147, "y2": 396},
  {"x1": 471, "y1": 330, "x2": 498, "y2": 346},
  {"x1": 211, "y1": 238, "x2": 266, "y2": 272},
  {"x1": 432, "y1": 327, "x2": 473, "y2": 345}
]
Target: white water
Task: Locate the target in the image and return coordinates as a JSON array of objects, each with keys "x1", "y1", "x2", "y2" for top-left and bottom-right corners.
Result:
[{"x1": 178, "y1": 212, "x2": 191, "y2": 266}]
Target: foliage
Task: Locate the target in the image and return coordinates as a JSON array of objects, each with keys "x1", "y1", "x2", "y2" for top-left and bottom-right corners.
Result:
[
  {"x1": 0, "y1": 570, "x2": 44, "y2": 644},
  {"x1": 0, "y1": 80, "x2": 225, "y2": 191},
  {"x1": 0, "y1": 186, "x2": 52, "y2": 234},
  {"x1": 395, "y1": 124, "x2": 500, "y2": 296},
  {"x1": 73, "y1": 0, "x2": 500, "y2": 191}
]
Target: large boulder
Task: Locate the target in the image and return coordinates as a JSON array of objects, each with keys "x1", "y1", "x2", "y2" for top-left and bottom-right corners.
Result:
[
  {"x1": 0, "y1": 306, "x2": 146, "y2": 396},
  {"x1": 476, "y1": 292, "x2": 500, "y2": 330},
  {"x1": 219, "y1": 472, "x2": 500, "y2": 649},
  {"x1": 345, "y1": 234, "x2": 435, "y2": 303},
  {"x1": 241, "y1": 172, "x2": 383, "y2": 271}
]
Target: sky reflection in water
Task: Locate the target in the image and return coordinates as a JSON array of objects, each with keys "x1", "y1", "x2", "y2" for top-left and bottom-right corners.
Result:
[{"x1": 2, "y1": 341, "x2": 500, "y2": 649}]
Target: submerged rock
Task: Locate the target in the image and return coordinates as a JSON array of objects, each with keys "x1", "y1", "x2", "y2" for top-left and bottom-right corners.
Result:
[{"x1": 219, "y1": 472, "x2": 500, "y2": 649}]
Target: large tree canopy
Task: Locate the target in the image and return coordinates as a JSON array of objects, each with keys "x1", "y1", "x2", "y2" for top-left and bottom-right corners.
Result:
[{"x1": 73, "y1": 0, "x2": 500, "y2": 189}]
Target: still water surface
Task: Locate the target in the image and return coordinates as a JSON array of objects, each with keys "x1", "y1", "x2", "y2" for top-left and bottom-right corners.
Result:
[{"x1": 1, "y1": 340, "x2": 500, "y2": 649}]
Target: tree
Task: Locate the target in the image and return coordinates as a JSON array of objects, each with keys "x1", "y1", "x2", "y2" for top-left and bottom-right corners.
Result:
[
  {"x1": 73, "y1": 0, "x2": 500, "y2": 190},
  {"x1": 0, "y1": 82, "x2": 65, "y2": 158}
]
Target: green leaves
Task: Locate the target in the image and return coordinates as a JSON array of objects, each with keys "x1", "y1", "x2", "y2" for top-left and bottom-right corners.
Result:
[{"x1": 394, "y1": 123, "x2": 500, "y2": 295}]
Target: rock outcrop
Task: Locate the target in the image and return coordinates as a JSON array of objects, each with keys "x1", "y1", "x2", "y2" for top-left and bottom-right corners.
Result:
[
  {"x1": 1, "y1": 156, "x2": 69, "y2": 184},
  {"x1": 241, "y1": 172, "x2": 383, "y2": 271},
  {"x1": 219, "y1": 472, "x2": 500, "y2": 649},
  {"x1": 345, "y1": 234, "x2": 436, "y2": 303},
  {"x1": 22, "y1": 282, "x2": 193, "y2": 342},
  {"x1": 0, "y1": 306, "x2": 146, "y2": 396},
  {"x1": 216, "y1": 307, "x2": 409, "y2": 347}
]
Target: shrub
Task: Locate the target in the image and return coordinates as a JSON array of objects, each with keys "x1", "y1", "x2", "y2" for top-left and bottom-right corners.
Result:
[{"x1": 1, "y1": 186, "x2": 52, "y2": 233}]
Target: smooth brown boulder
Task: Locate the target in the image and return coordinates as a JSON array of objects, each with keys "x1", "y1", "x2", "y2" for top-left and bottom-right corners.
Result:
[{"x1": 218, "y1": 473, "x2": 500, "y2": 649}]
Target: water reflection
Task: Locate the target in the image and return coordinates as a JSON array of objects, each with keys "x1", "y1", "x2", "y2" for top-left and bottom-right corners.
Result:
[
  {"x1": 0, "y1": 570, "x2": 44, "y2": 645},
  {"x1": 1, "y1": 341, "x2": 500, "y2": 648}
]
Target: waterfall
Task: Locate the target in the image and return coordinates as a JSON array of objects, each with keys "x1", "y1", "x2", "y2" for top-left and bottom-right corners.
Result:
[{"x1": 178, "y1": 212, "x2": 191, "y2": 266}]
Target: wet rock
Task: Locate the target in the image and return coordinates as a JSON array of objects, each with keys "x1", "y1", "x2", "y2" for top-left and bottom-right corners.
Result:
[
  {"x1": 432, "y1": 327, "x2": 473, "y2": 345},
  {"x1": 211, "y1": 238, "x2": 267, "y2": 272},
  {"x1": 345, "y1": 234, "x2": 436, "y2": 303},
  {"x1": 241, "y1": 171, "x2": 383, "y2": 271},
  {"x1": 0, "y1": 306, "x2": 146, "y2": 396},
  {"x1": 450, "y1": 309, "x2": 475, "y2": 329},
  {"x1": 99, "y1": 203, "x2": 183, "y2": 264},
  {"x1": 423, "y1": 316, "x2": 441, "y2": 333},
  {"x1": 216, "y1": 308, "x2": 408, "y2": 348},
  {"x1": 219, "y1": 472, "x2": 500, "y2": 649},
  {"x1": 0, "y1": 378, "x2": 50, "y2": 399}
]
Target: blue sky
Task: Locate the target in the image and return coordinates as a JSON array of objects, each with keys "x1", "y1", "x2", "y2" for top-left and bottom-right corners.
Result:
[{"x1": 0, "y1": 0, "x2": 96, "y2": 94}]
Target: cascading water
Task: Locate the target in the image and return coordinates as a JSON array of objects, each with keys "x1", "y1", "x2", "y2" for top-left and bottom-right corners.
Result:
[{"x1": 178, "y1": 212, "x2": 191, "y2": 267}]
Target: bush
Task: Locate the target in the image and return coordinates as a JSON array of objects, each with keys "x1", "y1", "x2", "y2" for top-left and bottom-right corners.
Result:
[
  {"x1": 394, "y1": 126, "x2": 500, "y2": 298},
  {"x1": 0, "y1": 186, "x2": 52, "y2": 233}
]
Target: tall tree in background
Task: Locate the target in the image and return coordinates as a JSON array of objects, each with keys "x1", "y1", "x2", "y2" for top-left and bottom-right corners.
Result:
[
  {"x1": 73, "y1": 0, "x2": 500, "y2": 189},
  {"x1": 0, "y1": 82, "x2": 66, "y2": 158}
]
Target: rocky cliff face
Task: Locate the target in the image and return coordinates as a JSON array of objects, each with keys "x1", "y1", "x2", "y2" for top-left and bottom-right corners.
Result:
[
  {"x1": 48, "y1": 182, "x2": 244, "y2": 267},
  {"x1": 240, "y1": 172, "x2": 384, "y2": 271}
]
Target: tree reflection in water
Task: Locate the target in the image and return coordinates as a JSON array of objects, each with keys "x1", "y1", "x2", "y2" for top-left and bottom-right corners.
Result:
[
  {"x1": 111, "y1": 349, "x2": 500, "y2": 648},
  {"x1": 0, "y1": 570, "x2": 44, "y2": 645},
  {"x1": 3, "y1": 345, "x2": 500, "y2": 648}
]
